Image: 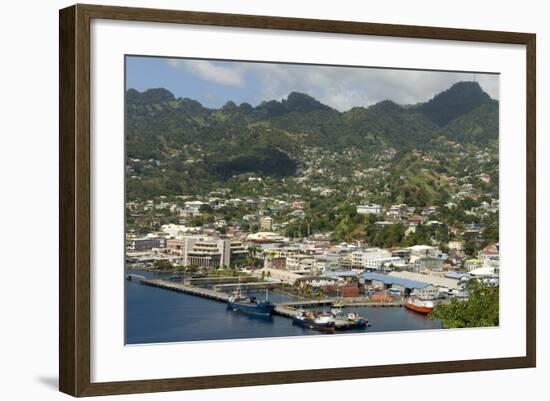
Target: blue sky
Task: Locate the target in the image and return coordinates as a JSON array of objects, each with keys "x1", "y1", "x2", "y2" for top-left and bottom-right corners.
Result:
[{"x1": 126, "y1": 56, "x2": 499, "y2": 112}]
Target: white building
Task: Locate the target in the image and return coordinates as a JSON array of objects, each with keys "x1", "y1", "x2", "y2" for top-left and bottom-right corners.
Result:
[
  {"x1": 364, "y1": 257, "x2": 406, "y2": 270},
  {"x1": 356, "y1": 204, "x2": 382, "y2": 215},
  {"x1": 351, "y1": 248, "x2": 405, "y2": 270},
  {"x1": 411, "y1": 285, "x2": 440, "y2": 299},
  {"x1": 407, "y1": 245, "x2": 437, "y2": 257},
  {"x1": 160, "y1": 224, "x2": 200, "y2": 237},
  {"x1": 163, "y1": 236, "x2": 248, "y2": 269},
  {"x1": 179, "y1": 200, "x2": 205, "y2": 217},
  {"x1": 286, "y1": 255, "x2": 314, "y2": 271},
  {"x1": 296, "y1": 276, "x2": 340, "y2": 289}
]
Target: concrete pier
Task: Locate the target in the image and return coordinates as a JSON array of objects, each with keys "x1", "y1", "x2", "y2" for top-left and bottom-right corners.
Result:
[
  {"x1": 213, "y1": 282, "x2": 280, "y2": 292},
  {"x1": 126, "y1": 274, "x2": 147, "y2": 281},
  {"x1": 183, "y1": 276, "x2": 259, "y2": 286},
  {"x1": 141, "y1": 279, "x2": 228, "y2": 302},
  {"x1": 138, "y1": 279, "x2": 397, "y2": 330}
]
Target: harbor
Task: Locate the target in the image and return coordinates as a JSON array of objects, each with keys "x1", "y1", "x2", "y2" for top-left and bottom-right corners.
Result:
[
  {"x1": 131, "y1": 276, "x2": 372, "y2": 330},
  {"x1": 125, "y1": 269, "x2": 441, "y2": 343}
]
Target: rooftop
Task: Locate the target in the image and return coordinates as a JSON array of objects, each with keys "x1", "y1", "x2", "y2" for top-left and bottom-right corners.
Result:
[{"x1": 362, "y1": 272, "x2": 429, "y2": 290}]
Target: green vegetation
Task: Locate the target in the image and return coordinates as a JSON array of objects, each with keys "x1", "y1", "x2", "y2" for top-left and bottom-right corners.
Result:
[
  {"x1": 417, "y1": 81, "x2": 492, "y2": 126},
  {"x1": 125, "y1": 81, "x2": 498, "y2": 201},
  {"x1": 429, "y1": 280, "x2": 499, "y2": 328},
  {"x1": 125, "y1": 81, "x2": 498, "y2": 257},
  {"x1": 211, "y1": 146, "x2": 296, "y2": 178}
]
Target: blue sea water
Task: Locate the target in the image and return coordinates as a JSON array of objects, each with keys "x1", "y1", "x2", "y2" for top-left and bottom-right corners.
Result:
[{"x1": 125, "y1": 270, "x2": 442, "y2": 344}]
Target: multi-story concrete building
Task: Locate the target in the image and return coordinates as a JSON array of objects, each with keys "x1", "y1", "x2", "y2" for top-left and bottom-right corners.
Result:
[
  {"x1": 165, "y1": 237, "x2": 200, "y2": 265},
  {"x1": 186, "y1": 239, "x2": 228, "y2": 269},
  {"x1": 259, "y1": 216, "x2": 273, "y2": 231},
  {"x1": 162, "y1": 236, "x2": 249, "y2": 269},
  {"x1": 286, "y1": 254, "x2": 313, "y2": 271},
  {"x1": 413, "y1": 257, "x2": 444, "y2": 272},
  {"x1": 351, "y1": 248, "x2": 392, "y2": 269},
  {"x1": 127, "y1": 236, "x2": 166, "y2": 251}
]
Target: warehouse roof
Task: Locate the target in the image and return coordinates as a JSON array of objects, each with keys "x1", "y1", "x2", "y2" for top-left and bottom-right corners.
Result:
[
  {"x1": 325, "y1": 271, "x2": 360, "y2": 278},
  {"x1": 389, "y1": 271, "x2": 461, "y2": 289},
  {"x1": 444, "y1": 272, "x2": 471, "y2": 280},
  {"x1": 362, "y1": 272, "x2": 429, "y2": 290}
]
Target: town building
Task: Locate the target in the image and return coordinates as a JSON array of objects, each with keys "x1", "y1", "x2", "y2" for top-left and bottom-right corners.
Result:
[
  {"x1": 179, "y1": 200, "x2": 204, "y2": 217},
  {"x1": 478, "y1": 243, "x2": 500, "y2": 270},
  {"x1": 464, "y1": 258, "x2": 483, "y2": 271},
  {"x1": 161, "y1": 236, "x2": 249, "y2": 269},
  {"x1": 351, "y1": 248, "x2": 406, "y2": 271},
  {"x1": 127, "y1": 236, "x2": 166, "y2": 251},
  {"x1": 259, "y1": 216, "x2": 273, "y2": 231},
  {"x1": 356, "y1": 203, "x2": 382, "y2": 215},
  {"x1": 361, "y1": 272, "x2": 431, "y2": 296},
  {"x1": 296, "y1": 275, "x2": 340, "y2": 289},
  {"x1": 448, "y1": 240, "x2": 464, "y2": 252}
]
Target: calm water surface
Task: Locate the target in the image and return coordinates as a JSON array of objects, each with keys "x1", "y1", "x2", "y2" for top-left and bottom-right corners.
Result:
[{"x1": 125, "y1": 269, "x2": 441, "y2": 344}]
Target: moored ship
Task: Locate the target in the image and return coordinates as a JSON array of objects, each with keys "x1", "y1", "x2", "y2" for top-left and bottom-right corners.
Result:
[
  {"x1": 292, "y1": 309, "x2": 336, "y2": 333},
  {"x1": 331, "y1": 308, "x2": 369, "y2": 329},
  {"x1": 404, "y1": 298, "x2": 434, "y2": 314},
  {"x1": 227, "y1": 288, "x2": 274, "y2": 316}
]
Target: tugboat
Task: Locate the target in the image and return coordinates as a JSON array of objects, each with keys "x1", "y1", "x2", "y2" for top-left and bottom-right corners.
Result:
[
  {"x1": 227, "y1": 287, "x2": 274, "y2": 316},
  {"x1": 292, "y1": 309, "x2": 336, "y2": 333},
  {"x1": 331, "y1": 308, "x2": 369, "y2": 329},
  {"x1": 404, "y1": 297, "x2": 434, "y2": 315}
]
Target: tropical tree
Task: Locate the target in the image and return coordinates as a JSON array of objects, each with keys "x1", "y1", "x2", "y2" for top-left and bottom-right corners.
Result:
[{"x1": 429, "y1": 280, "x2": 499, "y2": 328}]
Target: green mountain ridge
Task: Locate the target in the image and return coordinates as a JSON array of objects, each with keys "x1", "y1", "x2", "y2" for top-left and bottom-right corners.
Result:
[
  {"x1": 125, "y1": 81, "x2": 498, "y2": 200},
  {"x1": 417, "y1": 81, "x2": 493, "y2": 126}
]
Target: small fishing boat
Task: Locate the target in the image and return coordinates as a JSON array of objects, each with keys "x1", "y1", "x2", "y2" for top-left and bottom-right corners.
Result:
[
  {"x1": 292, "y1": 309, "x2": 335, "y2": 333},
  {"x1": 331, "y1": 308, "x2": 368, "y2": 329}
]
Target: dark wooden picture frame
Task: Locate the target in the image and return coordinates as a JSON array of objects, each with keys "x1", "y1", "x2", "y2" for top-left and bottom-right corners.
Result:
[{"x1": 59, "y1": 3, "x2": 536, "y2": 397}]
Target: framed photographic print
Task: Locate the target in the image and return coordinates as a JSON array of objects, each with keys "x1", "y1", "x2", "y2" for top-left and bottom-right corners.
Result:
[{"x1": 59, "y1": 4, "x2": 536, "y2": 397}]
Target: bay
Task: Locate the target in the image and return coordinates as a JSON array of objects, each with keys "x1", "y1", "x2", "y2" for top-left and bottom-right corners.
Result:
[{"x1": 125, "y1": 269, "x2": 442, "y2": 344}]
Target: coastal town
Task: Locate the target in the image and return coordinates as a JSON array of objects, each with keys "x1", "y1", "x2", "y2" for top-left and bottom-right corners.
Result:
[
  {"x1": 126, "y1": 144, "x2": 500, "y2": 326},
  {"x1": 124, "y1": 75, "x2": 500, "y2": 339}
]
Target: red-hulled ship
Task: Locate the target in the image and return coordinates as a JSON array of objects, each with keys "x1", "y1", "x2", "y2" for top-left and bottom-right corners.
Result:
[{"x1": 404, "y1": 298, "x2": 434, "y2": 315}]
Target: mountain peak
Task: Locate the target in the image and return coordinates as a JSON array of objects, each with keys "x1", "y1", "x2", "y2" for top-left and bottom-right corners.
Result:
[
  {"x1": 418, "y1": 81, "x2": 492, "y2": 126},
  {"x1": 126, "y1": 88, "x2": 175, "y2": 105},
  {"x1": 284, "y1": 92, "x2": 333, "y2": 113},
  {"x1": 369, "y1": 99, "x2": 402, "y2": 113},
  {"x1": 255, "y1": 91, "x2": 334, "y2": 118}
]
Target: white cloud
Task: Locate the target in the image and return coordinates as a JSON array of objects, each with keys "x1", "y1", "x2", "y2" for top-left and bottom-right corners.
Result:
[
  {"x1": 168, "y1": 59, "x2": 246, "y2": 87},
  {"x1": 243, "y1": 63, "x2": 499, "y2": 111},
  {"x1": 166, "y1": 58, "x2": 499, "y2": 111}
]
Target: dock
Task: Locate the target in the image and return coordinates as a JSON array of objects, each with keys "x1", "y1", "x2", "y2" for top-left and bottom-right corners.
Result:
[
  {"x1": 273, "y1": 305, "x2": 368, "y2": 330},
  {"x1": 135, "y1": 278, "x2": 404, "y2": 331},
  {"x1": 339, "y1": 300, "x2": 403, "y2": 307},
  {"x1": 184, "y1": 276, "x2": 259, "y2": 286},
  {"x1": 140, "y1": 278, "x2": 229, "y2": 302},
  {"x1": 126, "y1": 273, "x2": 147, "y2": 281},
  {"x1": 213, "y1": 282, "x2": 280, "y2": 292}
]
